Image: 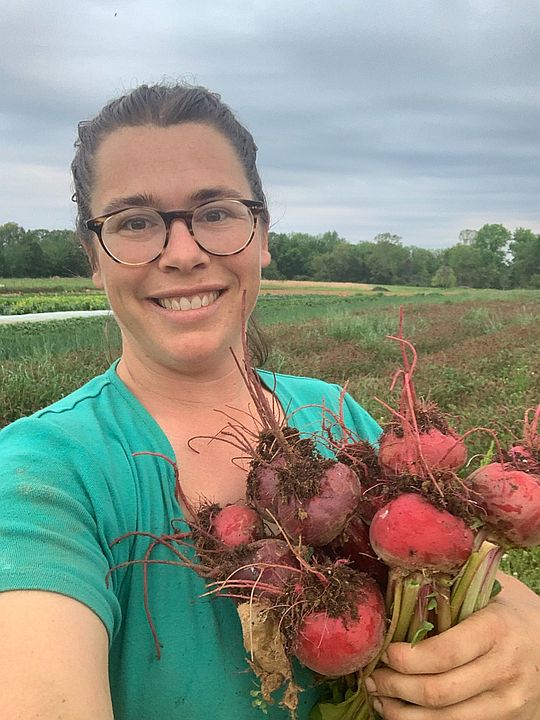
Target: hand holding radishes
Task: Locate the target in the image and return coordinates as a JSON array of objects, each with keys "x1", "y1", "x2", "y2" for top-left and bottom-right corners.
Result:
[
  {"x1": 369, "y1": 573, "x2": 540, "y2": 720},
  {"x1": 310, "y1": 314, "x2": 538, "y2": 720}
]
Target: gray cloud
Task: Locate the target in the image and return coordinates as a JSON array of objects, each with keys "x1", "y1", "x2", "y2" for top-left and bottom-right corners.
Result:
[{"x1": 1, "y1": 0, "x2": 539, "y2": 247}]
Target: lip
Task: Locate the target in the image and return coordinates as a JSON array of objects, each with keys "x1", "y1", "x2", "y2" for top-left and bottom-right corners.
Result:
[{"x1": 147, "y1": 287, "x2": 226, "y2": 317}]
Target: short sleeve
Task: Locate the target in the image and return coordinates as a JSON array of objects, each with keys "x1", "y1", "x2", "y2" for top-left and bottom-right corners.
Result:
[
  {"x1": 341, "y1": 391, "x2": 383, "y2": 446},
  {"x1": 0, "y1": 417, "x2": 121, "y2": 642}
]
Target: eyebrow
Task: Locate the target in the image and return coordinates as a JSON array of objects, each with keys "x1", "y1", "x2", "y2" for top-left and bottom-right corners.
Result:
[{"x1": 99, "y1": 186, "x2": 247, "y2": 216}]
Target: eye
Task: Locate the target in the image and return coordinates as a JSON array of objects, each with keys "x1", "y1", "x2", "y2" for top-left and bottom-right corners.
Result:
[
  {"x1": 108, "y1": 209, "x2": 161, "y2": 235},
  {"x1": 120, "y1": 215, "x2": 157, "y2": 232},
  {"x1": 199, "y1": 207, "x2": 232, "y2": 223}
]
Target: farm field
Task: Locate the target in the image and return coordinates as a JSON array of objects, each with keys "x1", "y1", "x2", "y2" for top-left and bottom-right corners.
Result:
[{"x1": 1, "y1": 278, "x2": 539, "y2": 590}]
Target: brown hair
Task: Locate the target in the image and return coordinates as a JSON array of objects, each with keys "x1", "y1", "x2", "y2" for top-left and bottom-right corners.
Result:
[{"x1": 71, "y1": 82, "x2": 269, "y2": 365}]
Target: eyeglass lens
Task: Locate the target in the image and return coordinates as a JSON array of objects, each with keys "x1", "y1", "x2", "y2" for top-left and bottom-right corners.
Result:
[{"x1": 101, "y1": 200, "x2": 255, "y2": 264}]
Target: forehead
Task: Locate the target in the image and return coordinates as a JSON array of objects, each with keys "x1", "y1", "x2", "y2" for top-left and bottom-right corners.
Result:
[{"x1": 91, "y1": 123, "x2": 250, "y2": 213}]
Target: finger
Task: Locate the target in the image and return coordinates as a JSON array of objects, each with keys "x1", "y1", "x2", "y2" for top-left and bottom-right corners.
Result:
[
  {"x1": 373, "y1": 685, "x2": 528, "y2": 720},
  {"x1": 371, "y1": 649, "x2": 512, "y2": 709},
  {"x1": 383, "y1": 608, "x2": 498, "y2": 674}
]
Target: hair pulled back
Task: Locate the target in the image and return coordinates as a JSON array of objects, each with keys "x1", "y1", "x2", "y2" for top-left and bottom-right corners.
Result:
[{"x1": 72, "y1": 82, "x2": 268, "y2": 256}]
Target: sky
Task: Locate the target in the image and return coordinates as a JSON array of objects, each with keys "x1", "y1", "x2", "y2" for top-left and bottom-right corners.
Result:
[{"x1": 1, "y1": 0, "x2": 539, "y2": 249}]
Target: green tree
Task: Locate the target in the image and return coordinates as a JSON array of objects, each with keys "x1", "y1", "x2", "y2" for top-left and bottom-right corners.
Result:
[
  {"x1": 268, "y1": 231, "x2": 345, "y2": 280},
  {"x1": 261, "y1": 258, "x2": 283, "y2": 280},
  {"x1": 372, "y1": 232, "x2": 402, "y2": 245},
  {"x1": 431, "y1": 265, "x2": 457, "y2": 288},
  {"x1": 471, "y1": 224, "x2": 511, "y2": 288},
  {"x1": 365, "y1": 238, "x2": 410, "y2": 284},
  {"x1": 310, "y1": 243, "x2": 363, "y2": 282},
  {"x1": 407, "y1": 247, "x2": 441, "y2": 286},
  {"x1": 444, "y1": 243, "x2": 484, "y2": 287},
  {"x1": 11, "y1": 235, "x2": 49, "y2": 277},
  {"x1": 37, "y1": 229, "x2": 89, "y2": 276},
  {"x1": 508, "y1": 228, "x2": 540, "y2": 288}
]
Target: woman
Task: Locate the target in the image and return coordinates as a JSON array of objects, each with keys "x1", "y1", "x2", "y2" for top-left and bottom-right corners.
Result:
[{"x1": 0, "y1": 83, "x2": 539, "y2": 720}]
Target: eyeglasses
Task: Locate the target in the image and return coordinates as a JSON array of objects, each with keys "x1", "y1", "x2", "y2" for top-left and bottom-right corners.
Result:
[{"x1": 85, "y1": 198, "x2": 266, "y2": 266}]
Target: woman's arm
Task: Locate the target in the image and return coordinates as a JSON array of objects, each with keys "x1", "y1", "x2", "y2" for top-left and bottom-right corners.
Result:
[
  {"x1": 0, "y1": 590, "x2": 114, "y2": 719},
  {"x1": 369, "y1": 573, "x2": 540, "y2": 719}
]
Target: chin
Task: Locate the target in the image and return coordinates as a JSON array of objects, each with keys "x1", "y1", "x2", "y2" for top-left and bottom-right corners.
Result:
[{"x1": 158, "y1": 340, "x2": 238, "y2": 373}]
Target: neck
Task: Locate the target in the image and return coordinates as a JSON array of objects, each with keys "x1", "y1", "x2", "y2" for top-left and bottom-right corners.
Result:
[{"x1": 116, "y1": 348, "x2": 258, "y2": 414}]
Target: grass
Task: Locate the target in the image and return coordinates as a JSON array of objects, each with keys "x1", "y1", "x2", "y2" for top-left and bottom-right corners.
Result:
[
  {"x1": 1, "y1": 280, "x2": 539, "y2": 591},
  {"x1": 0, "y1": 277, "x2": 96, "y2": 292}
]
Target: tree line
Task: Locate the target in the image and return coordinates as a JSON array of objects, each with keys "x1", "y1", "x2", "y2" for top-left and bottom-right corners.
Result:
[
  {"x1": 264, "y1": 226, "x2": 540, "y2": 289},
  {"x1": 0, "y1": 223, "x2": 89, "y2": 278},
  {"x1": 0, "y1": 221, "x2": 539, "y2": 288}
]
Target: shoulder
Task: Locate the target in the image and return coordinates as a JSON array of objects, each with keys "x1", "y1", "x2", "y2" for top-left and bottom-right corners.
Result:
[
  {"x1": 27, "y1": 363, "x2": 118, "y2": 425},
  {"x1": 2, "y1": 364, "x2": 113, "y2": 428},
  {"x1": 257, "y1": 368, "x2": 342, "y2": 402},
  {"x1": 257, "y1": 369, "x2": 382, "y2": 446},
  {"x1": 0, "y1": 362, "x2": 147, "y2": 507},
  {"x1": 0, "y1": 361, "x2": 162, "y2": 455}
]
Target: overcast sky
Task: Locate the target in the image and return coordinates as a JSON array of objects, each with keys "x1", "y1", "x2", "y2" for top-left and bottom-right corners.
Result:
[{"x1": 1, "y1": 0, "x2": 539, "y2": 249}]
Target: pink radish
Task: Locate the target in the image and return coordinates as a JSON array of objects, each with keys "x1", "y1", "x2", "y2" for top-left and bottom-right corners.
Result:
[
  {"x1": 232, "y1": 538, "x2": 299, "y2": 598},
  {"x1": 210, "y1": 503, "x2": 264, "y2": 548},
  {"x1": 293, "y1": 576, "x2": 385, "y2": 677},
  {"x1": 465, "y1": 463, "x2": 540, "y2": 547},
  {"x1": 369, "y1": 493, "x2": 474, "y2": 572},
  {"x1": 378, "y1": 427, "x2": 467, "y2": 476},
  {"x1": 275, "y1": 461, "x2": 362, "y2": 546}
]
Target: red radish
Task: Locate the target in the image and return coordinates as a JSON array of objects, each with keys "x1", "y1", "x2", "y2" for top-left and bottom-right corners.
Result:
[
  {"x1": 369, "y1": 493, "x2": 474, "y2": 572},
  {"x1": 325, "y1": 517, "x2": 388, "y2": 588},
  {"x1": 247, "y1": 454, "x2": 286, "y2": 516},
  {"x1": 375, "y1": 309, "x2": 467, "y2": 481},
  {"x1": 293, "y1": 576, "x2": 385, "y2": 677},
  {"x1": 465, "y1": 463, "x2": 540, "y2": 547},
  {"x1": 275, "y1": 461, "x2": 362, "y2": 546},
  {"x1": 378, "y1": 427, "x2": 467, "y2": 476},
  {"x1": 210, "y1": 504, "x2": 264, "y2": 548},
  {"x1": 232, "y1": 539, "x2": 299, "y2": 598}
]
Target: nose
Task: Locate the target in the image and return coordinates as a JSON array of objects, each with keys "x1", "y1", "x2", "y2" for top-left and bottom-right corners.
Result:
[{"x1": 156, "y1": 217, "x2": 210, "y2": 272}]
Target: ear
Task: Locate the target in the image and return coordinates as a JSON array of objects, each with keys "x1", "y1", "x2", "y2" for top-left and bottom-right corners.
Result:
[
  {"x1": 260, "y1": 227, "x2": 271, "y2": 269},
  {"x1": 81, "y1": 238, "x2": 104, "y2": 288},
  {"x1": 92, "y1": 264, "x2": 104, "y2": 290}
]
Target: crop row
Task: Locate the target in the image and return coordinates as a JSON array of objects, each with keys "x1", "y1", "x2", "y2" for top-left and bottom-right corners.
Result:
[{"x1": 0, "y1": 293, "x2": 109, "y2": 315}]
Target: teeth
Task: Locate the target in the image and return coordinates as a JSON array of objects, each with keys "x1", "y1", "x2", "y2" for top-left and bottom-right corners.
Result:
[{"x1": 156, "y1": 291, "x2": 219, "y2": 311}]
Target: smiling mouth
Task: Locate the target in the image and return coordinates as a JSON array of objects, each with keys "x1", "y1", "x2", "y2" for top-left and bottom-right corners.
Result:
[{"x1": 153, "y1": 290, "x2": 222, "y2": 311}]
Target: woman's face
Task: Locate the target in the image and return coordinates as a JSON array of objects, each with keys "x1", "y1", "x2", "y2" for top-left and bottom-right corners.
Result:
[{"x1": 90, "y1": 123, "x2": 271, "y2": 376}]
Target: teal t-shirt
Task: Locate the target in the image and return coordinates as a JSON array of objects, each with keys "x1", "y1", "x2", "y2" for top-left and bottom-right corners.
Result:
[{"x1": 0, "y1": 363, "x2": 381, "y2": 719}]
